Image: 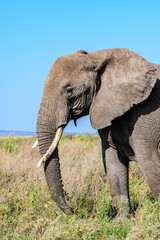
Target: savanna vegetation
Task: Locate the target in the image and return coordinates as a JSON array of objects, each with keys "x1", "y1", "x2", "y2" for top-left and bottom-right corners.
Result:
[{"x1": 0, "y1": 134, "x2": 160, "y2": 239}]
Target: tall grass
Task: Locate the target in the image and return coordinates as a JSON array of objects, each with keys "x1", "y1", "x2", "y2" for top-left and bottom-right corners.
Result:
[
  {"x1": 1, "y1": 134, "x2": 18, "y2": 154},
  {"x1": 0, "y1": 135, "x2": 159, "y2": 239}
]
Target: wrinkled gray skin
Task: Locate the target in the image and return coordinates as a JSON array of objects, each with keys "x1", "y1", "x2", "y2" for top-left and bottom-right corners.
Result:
[{"x1": 36, "y1": 48, "x2": 160, "y2": 217}]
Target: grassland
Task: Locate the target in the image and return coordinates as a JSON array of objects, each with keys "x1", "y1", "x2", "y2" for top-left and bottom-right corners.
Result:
[{"x1": 0, "y1": 134, "x2": 160, "y2": 239}]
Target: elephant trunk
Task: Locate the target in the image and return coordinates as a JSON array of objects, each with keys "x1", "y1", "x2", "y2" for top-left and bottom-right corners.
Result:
[{"x1": 36, "y1": 101, "x2": 73, "y2": 215}]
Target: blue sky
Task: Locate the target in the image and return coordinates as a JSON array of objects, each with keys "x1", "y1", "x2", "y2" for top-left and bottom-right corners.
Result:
[{"x1": 1, "y1": 0, "x2": 160, "y2": 134}]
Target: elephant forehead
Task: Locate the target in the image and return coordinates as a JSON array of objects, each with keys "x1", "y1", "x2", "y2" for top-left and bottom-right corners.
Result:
[
  {"x1": 53, "y1": 57, "x2": 80, "y2": 76},
  {"x1": 44, "y1": 57, "x2": 80, "y2": 88}
]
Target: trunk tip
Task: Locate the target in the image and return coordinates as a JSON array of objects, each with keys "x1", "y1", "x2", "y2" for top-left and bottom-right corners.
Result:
[{"x1": 60, "y1": 206, "x2": 74, "y2": 215}]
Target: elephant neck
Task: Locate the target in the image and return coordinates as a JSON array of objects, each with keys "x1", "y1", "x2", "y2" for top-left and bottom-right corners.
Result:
[{"x1": 150, "y1": 79, "x2": 160, "y2": 105}]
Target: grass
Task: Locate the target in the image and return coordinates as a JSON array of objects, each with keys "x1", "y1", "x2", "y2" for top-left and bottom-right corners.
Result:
[
  {"x1": 1, "y1": 134, "x2": 18, "y2": 154},
  {"x1": 0, "y1": 134, "x2": 160, "y2": 239}
]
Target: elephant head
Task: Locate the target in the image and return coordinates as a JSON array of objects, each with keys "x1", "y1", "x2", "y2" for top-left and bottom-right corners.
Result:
[{"x1": 36, "y1": 48, "x2": 157, "y2": 215}]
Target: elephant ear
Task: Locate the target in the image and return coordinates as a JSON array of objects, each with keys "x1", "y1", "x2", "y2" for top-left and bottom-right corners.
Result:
[{"x1": 89, "y1": 48, "x2": 157, "y2": 130}]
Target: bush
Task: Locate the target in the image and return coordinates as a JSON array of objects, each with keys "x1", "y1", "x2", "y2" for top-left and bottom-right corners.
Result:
[{"x1": 2, "y1": 134, "x2": 18, "y2": 154}]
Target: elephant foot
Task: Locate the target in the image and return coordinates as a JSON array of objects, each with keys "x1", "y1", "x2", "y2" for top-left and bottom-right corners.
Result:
[{"x1": 113, "y1": 195, "x2": 130, "y2": 219}]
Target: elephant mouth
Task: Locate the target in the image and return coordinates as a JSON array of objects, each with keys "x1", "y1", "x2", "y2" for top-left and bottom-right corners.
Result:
[{"x1": 70, "y1": 106, "x2": 89, "y2": 120}]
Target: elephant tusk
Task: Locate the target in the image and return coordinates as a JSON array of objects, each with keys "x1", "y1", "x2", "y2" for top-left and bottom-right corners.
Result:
[
  {"x1": 32, "y1": 140, "x2": 38, "y2": 149},
  {"x1": 37, "y1": 127, "x2": 63, "y2": 168}
]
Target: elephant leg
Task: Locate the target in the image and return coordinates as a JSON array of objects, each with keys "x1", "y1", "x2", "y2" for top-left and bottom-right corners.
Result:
[
  {"x1": 134, "y1": 140, "x2": 160, "y2": 199},
  {"x1": 102, "y1": 142, "x2": 130, "y2": 217}
]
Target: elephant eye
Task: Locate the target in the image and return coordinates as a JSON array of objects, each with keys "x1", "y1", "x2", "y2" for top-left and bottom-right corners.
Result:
[
  {"x1": 67, "y1": 87, "x2": 73, "y2": 94},
  {"x1": 63, "y1": 83, "x2": 76, "y2": 98},
  {"x1": 65, "y1": 85, "x2": 74, "y2": 96}
]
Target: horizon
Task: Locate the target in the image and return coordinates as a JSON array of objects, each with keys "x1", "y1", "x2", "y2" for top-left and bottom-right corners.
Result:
[
  {"x1": 1, "y1": 1, "x2": 160, "y2": 133},
  {"x1": 0, "y1": 129, "x2": 98, "y2": 136}
]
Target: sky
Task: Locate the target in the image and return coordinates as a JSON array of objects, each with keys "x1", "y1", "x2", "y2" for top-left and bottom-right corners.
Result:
[{"x1": 1, "y1": 0, "x2": 160, "y2": 134}]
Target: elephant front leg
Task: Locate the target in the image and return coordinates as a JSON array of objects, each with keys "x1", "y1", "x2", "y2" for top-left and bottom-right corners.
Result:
[{"x1": 102, "y1": 142, "x2": 130, "y2": 218}]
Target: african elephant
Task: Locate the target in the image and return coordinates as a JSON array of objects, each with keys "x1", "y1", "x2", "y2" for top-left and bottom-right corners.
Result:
[{"x1": 36, "y1": 48, "x2": 160, "y2": 217}]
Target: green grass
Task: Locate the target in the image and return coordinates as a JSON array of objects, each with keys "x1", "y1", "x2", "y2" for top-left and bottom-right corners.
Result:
[
  {"x1": 1, "y1": 134, "x2": 19, "y2": 154},
  {"x1": 0, "y1": 135, "x2": 160, "y2": 239}
]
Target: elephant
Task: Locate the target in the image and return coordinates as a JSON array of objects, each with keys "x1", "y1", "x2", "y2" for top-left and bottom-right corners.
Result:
[{"x1": 36, "y1": 48, "x2": 160, "y2": 217}]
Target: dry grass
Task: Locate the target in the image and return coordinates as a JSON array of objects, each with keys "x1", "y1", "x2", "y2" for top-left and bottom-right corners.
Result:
[{"x1": 0, "y1": 134, "x2": 160, "y2": 240}]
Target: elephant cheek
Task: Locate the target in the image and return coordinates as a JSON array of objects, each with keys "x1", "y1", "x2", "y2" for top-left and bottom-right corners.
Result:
[{"x1": 55, "y1": 98, "x2": 70, "y2": 129}]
